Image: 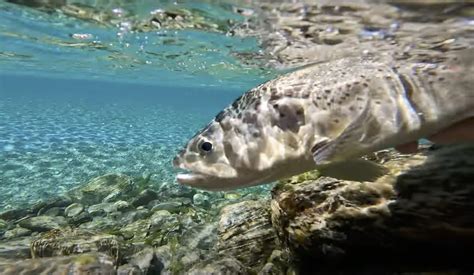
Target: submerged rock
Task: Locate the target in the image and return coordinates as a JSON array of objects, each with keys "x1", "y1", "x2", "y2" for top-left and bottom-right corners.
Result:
[
  {"x1": 0, "y1": 237, "x2": 31, "y2": 259},
  {"x1": 131, "y1": 189, "x2": 158, "y2": 207},
  {"x1": 188, "y1": 257, "x2": 249, "y2": 275},
  {"x1": 31, "y1": 229, "x2": 121, "y2": 263},
  {"x1": 65, "y1": 203, "x2": 84, "y2": 217},
  {"x1": 19, "y1": 215, "x2": 67, "y2": 232},
  {"x1": 3, "y1": 227, "x2": 32, "y2": 239},
  {"x1": 217, "y1": 200, "x2": 278, "y2": 269},
  {"x1": 68, "y1": 173, "x2": 134, "y2": 205},
  {"x1": 0, "y1": 252, "x2": 115, "y2": 275},
  {"x1": 271, "y1": 144, "x2": 474, "y2": 272}
]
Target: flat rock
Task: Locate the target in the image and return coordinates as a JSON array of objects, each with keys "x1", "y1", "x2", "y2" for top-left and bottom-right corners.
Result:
[
  {"x1": 0, "y1": 252, "x2": 115, "y2": 275},
  {"x1": 217, "y1": 200, "x2": 278, "y2": 269},
  {"x1": 31, "y1": 229, "x2": 121, "y2": 263},
  {"x1": 68, "y1": 173, "x2": 134, "y2": 204},
  {"x1": 0, "y1": 237, "x2": 31, "y2": 259},
  {"x1": 18, "y1": 215, "x2": 67, "y2": 232},
  {"x1": 271, "y1": 144, "x2": 474, "y2": 272}
]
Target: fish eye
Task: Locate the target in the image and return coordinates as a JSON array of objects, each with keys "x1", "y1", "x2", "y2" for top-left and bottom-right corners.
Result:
[{"x1": 200, "y1": 141, "x2": 213, "y2": 152}]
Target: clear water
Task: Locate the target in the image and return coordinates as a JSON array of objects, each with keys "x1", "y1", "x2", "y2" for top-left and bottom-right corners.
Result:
[{"x1": 0, "y1": 0, "x2": 273, "y2": 210}]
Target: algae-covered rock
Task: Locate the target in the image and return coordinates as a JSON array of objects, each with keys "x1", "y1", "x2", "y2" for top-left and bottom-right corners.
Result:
[
  {"x1": 188, "y1": 257, "x2": 249, "y2": 275},
  {"x1": 65, "y1": 203, "x2": 84, "y2": 217},
  {"x1": 3, "y1": 227, "x2": 32, "y2": 239},
  {"x1": 0, "y1": 252, "x2": 115, "y2": 275},
  {"x1": 0, "y1": 208, "x2": 31, "y2": 222},
  {"x1": 31, "y1": 228, "x2": 121, "y2": 263},
  {"x1": 217, "y1": 200, "x2": 278, "y2": 269},
  {"x1": 19, "y1": 215, "x2": 67, "y2": 232},
  {"x1": 0, "y1": 237, "x2": 31, "y2": 259},
  {"x1": 68, "y1": 173, "x2": 134, "y2": 204},
  {"x1": 271, "y1": 144, "x2": 474, "y2": 272},
  {"x1": 131, "y1": 189, "x2": 158, "y2": 207}
]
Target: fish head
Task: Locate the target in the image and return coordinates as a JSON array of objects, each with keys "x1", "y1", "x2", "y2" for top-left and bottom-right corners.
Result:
[
  {"x1": 173, "y1": 91, "x2": 315, "y2": 190},
  {"x1": 173, "y1": 119, "x2": 239, "y2": 190}
]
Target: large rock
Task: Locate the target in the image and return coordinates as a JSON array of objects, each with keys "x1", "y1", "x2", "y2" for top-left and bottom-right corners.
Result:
[
  {"x1": 188, "y1": 257, "x2": 249, "y2": 275},
  {"x1": 271, "y1": 144, "x2": 474, "y2": 272},
  {"x1": 0, "y1": 253, "x2": 115, "y2": 275},
  {"x1": 18, "y1": 215, "x2": 67, "y2": 232},
  {"x1": 68, "y1": 173, "x2": 134, "y2": 204},
  {"x1": 217, "y1": 200, "x2": 278, "y2": 269},
  {"x1": 0, "y1": 237, "x2": 31, "y2": 259},
  {"x1": 31, "y1": 229, "x2": 121, "y2": 263}
]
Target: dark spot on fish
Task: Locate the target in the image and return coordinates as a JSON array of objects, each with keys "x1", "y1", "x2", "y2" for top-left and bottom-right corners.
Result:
[
  {"x1": 302, "y1": 92, "x2": 310, "y2": 98},
  {"x1": 344, "y1": 92, "x2": 350, "y2": 97},
  {"x1": 377, "y1": 68, "x2": 383, "y2": 72},
  {"x1": 356, "y1": 97, "x2": 364, "y2": 101},
  {"x1": 324, "y1": 89, "x2": 331, "y2": 94},
  {"x1": 273, "y1": 104, "x2": 279, "y2": 109},
  {"x1": 375, "y1": 100, "x2": 381, "y2": 105},
  {"x1": 354, "y1": 81, "x2": 360, "y2": 85},
  {"x1": 270, "y1": 93, "x2": 281, "y2": 100},
  {"x1": 252, "y1": 132, "x2": 260, "y2": 138},
  {"x1": 360, "y1": 75, "x2": 366, "y2": 79},
  {"x1": 349, "y1": 106, "x2": 355, "y2": 111},
  {"x1": 296, "y1": 109, "x2": 304, "y2": 116},
  {"x1": 270, "y1": 87, "x2": 277, "y2": 93},
  {"x1": 238, "y1": 113, "x2": 243, "y2": 119},
  {"x1": 333, "y1": 119, "x2": 339, "y2": 123},
  {"x1": 337, "y1": 101, "x2": 342, "y2": 105},
  {"x1": 359, "y1": 107, "x2": 364, "y2": 110},
  {"x1": 215, "y1": 110, "x2": 226, "y2": 122},
  {"x1": 385, "y1": 75, "x2": 392, "y2": 80},
  {"x1": 428, "y1": 80, "x2": 434, "y2": 85},
  {"x1": 438, "y1": 77, "x2": 445, "y2": 81},
  {"x1": 316, "y1": 96, "x2": 322, "y2": 100},
  {"x1": 346, "y1": 84, "x2": 351, "y2": 88},
  {"x1": 428, "y1": 71, "x2": 437, "y2": 76},
  {"x1": 280, "y1": 113, "x2": 285, "y2": 118},
  {"x1": 363, "y1": 83, "x2": 369, "y2": 87},
  {"x1": 327, "y1": 102, "x2": 332, "y2": 107}
]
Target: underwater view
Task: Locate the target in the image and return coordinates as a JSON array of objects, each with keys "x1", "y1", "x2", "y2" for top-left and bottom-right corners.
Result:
[{"x1": 0, "y1": 0, "x2": 473, "y2": 274}]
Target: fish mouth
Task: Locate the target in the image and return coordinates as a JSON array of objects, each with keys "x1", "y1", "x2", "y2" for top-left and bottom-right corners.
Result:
[{"x1": 176, "y1": 172, "x2": 208, "y2": 185}]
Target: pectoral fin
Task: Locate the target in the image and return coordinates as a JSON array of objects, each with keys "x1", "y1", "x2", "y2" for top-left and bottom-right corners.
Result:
[
  {"x1": 312, "y1": 99, "x2": 382, "y2": 165},
  {"x1": 317, "y1": 159, "x2": 389, "y2": 182}
]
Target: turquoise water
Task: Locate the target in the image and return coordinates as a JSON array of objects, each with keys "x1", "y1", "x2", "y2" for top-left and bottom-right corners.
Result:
[{"x1": 0, "y1": 0, "x2": 273, "y2": 210}]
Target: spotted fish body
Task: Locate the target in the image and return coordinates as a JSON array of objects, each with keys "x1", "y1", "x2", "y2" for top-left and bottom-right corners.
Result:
[{"x1": 173, "y1": 50, "x2": 474, "y2": 190}]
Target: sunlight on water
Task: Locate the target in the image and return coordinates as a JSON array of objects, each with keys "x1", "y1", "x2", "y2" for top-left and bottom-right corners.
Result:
[{"x1": 0, "y1": 0, "x2": 274, "y2": 88}]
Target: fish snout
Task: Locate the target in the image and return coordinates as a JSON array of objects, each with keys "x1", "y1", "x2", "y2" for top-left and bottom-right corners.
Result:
[{"x1": 172, "y1": 154, "x2": 183, "y2": 168}]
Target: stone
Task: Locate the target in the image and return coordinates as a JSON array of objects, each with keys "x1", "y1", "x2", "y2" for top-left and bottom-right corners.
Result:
[
  {"x1": 65, "y1": 203, "x2": 84, "y2": 217},
  {"x1": 182, "y1": 223, "x2": 218, "y2": 251},
  {"x1": 3, "y1": 227, "x2": 32, "y2": 239},
  {"x1": 88, "y1": 202, "x2": 117, "y2": 215},
  {"x1": 0, "y1": 219, "x2": 7, "y2": 230},
  {"x1": 188, "y1": 257, "x2": 249, "y2": 275},
  {"x1": 35, "y1": 196, "x2": 73, "y2": 215},
  {"x1": 42, "y1": 206, "x2": 62, "y2": 217},
  {"x1": 217, "y1": 200, "x2": 278, "y2": 269},
  {"x1": 68, "y1": 173, "x2": 134, "y2": 204},
  {"x1": 0, "y1": 237, "x2": 31, "y2": 259},
  {"x1": 128, "y1": 247, "x2": 165, "y2": 274},
  {"x1": 150, "y1": 201, "x2": 183, "y2": 213},
  {"x1": 120, "y1": 219, "x2": 151, "y2": 242},
  {"x1": 0, "y1": 253, "x2": 115, "y2": 274},
  {"x1": 271, "y1": 144, "x2": 474, "y2": 272},
  {"x1": 68, "y1": 212, "x2": 93, "y2": 226},
  {"x1": 18, "y1": 215, "x2": 67, "y2": 232},
  {"x1": 0, "y1": 209, "x2": 30, "y2": 222},
  {"x1": 192, "y1": 193, "x2": 210, "y2": 208},
  {"x1": 114, "y1": 200, "x2": 131, "y2": 212},
  {"x1": 131, "y1": 189, "x2": 158, "y2": 207},
  {"x1": 121, "y1": 208, "x2": 149, "y2": 224},
  {"x1": 31, "y1": 229, "x2": 121, "y2": 263}
]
